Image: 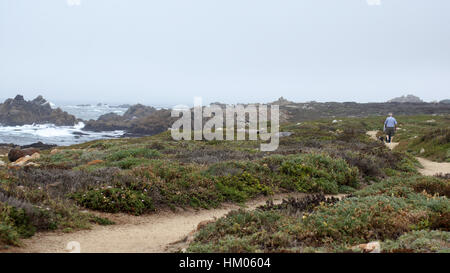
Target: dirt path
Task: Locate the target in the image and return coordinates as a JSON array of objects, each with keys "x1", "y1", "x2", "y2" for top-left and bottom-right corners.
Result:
[
  {"x1": 416, "y1": 157, "x2": 450, "y2": 176},
  {"x1": 366, "y1": 130, "x2": 399, "y2": 150},
  {"x1": 7, "y1": 192, "x2": 338, "y2": 253},
  {"x1": 366, "y1": 131, "x2": 449, "y2": 176}
]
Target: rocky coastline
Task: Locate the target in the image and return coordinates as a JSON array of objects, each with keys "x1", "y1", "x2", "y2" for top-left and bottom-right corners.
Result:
[
  {"x1": 0, "y1": 95, "x2": 78, "y2": 126},
  {"x1": 1, "y1": 95, "x2": 450, "y2": 148}
]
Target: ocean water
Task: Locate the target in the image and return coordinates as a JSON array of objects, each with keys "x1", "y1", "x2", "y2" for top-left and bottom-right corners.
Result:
[
  {"x1": 0, "y1": 122, "x2": 125, "y2": 146},
  {"x1": 60, "y1": 104, "x2": 128, "y2": 121},
  {"x1": 0, "y1": 104, "x2": 127, "y2": 146}
]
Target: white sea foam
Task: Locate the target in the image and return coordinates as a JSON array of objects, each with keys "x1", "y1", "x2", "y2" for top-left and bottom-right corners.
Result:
[
  {"x1": 0, "y1": 122, "x2": 124, "y2": 146},
  {"x1": 48, "y1": 101, "x2": 57, "y2": 109}
]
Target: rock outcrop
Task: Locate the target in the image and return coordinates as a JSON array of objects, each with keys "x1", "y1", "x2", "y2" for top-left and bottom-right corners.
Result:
[
  {"x1": 83, "y1": 105, "x2": 175, "y2": 135},
  {"x1": 352, "y1": 241, "x2": 381, "y2": 253},
  {"x1": 8, "y1": 148, "x2": 40, "y2": 162},
  {"x1": 388, "y1": 94, "x2": 423, "y2": 103},
  {"x1": 9, "y1": 153, "x2": 40, "y2": 167},
  {"x1": 21, "y1": 141, "x2": 57, "y2": 150},
  {"x1": 271, "y1": 96, "x2": 294, "y2": 106},
  {"x1": 0, "y1": 95, "x2": 77, "y2": 126}
]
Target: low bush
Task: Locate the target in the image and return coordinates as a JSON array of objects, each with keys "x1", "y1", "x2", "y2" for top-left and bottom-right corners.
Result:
[
  {"x1": 71, "y1": 187, "x2": 154, "y2": 215},
  {"x1": 354, "y1": 176, "x2": 449, "y2": 199},
  {"x1": 188, "y1": 209, "x2": 297, "y2": 253},
  {"x1": 413, "y1": 177, "x2": 450, "y2": 198},
  {"x1": 298, "y1": 196, "x2": 425, "y2": 245},
  {"x1": 0, "y1": 202, "x2": 35, "y2": 246},
  {"x1": 277, "y1": 153, "x2": 359, "y2": 193},
  {"x1": 89, "y1": 216, "x2": 115, "y2": 226},
  {"x1": 113, "y1": 157, "x2": 150, "y2": 169},
  {"x1": 131, "y1": 164, "x2": 223, "y2": 209},
  {"x1": 215, "y1": 172, "x2": 273, "y2": 203},
  {"x1": 107, "y1": 148, "x2": 160, "y2": 161},
  {"x1": 382, "y1": 230, "x2": 450, "y2": 253}
]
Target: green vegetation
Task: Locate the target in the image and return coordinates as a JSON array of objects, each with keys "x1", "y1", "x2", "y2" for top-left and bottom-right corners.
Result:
[
  {"x1": 71, "y1": 187, "x2": 154, "y2": 215},
  {"x1": 363, "y1": 115, "x2": 450, "y2": 162},
  {"x1": 382, "y1": 230, "x2": 449, "y2": 253},
  {"x1": 0, "y1": 114, "x2": 448, "y2": 250},
  {"x1": 187, "y1": 175, "x2": 449, "y2": 253},
  {"x1": 0, "y1": 203, "x2": 35, "y2": 246},
  {"x1": 397, "y1": 128, "x2": 450, "y2": 162}
]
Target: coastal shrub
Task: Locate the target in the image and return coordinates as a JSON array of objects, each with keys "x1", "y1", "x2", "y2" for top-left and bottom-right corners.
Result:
[
  {"x1": 80, "y1": 150, "x2": 107, "y2": 163},
  {"x1": 0, "y1": 187, "x2": 92, "y2": 235},
  {"x1": 38, "y1": 149, "x2": 84, "y2": 167},
  {"x1": 71, "y1": 187, "x2": 154, "y2": 215},
  {"x1": 146, "y1": 141, "x2": 166, "y2": 151},
  {"x1": 0, "y1": 201, "x2": 36, "y2": 246},
  {"x1": 400, "y1": 128, "x2": 450, "y2": 162},
  {"x1": 188, "y1": 209, "x2": 296, "y2": 253},
  {"x1": 215, "y1": 172, "x2": 273, "y2": 203},
  {"x1": 113, "y1": 157, "x2": 150, "y2": 169},
  {"x1": 382, "y1": 230, "x2": 450, "y2": 253},
  {"x1": 174, "y1": 146, "x2": 263, "y2": 165},
  {"x1": 298, "y1": 195, "x2": 425, "y2": 245},
  {"x1": 131, "y1": 165, "x2": 223, "y2": 209},
  {"x1": 279, "y1": 164, "x2": 338, "y2": 193},
  {"x1": 412, "y1": 177, "x2": 450, "y2": 198},
  {"x1": 354, "y1": 176, "x2": 450, "y2": 199},
  {"x1": 0, "y1": 222, "x2": 20, "y2": 247},
  {"x1": 187, "y1": 188, "x2": 450, "y2": 252},
  {"x1": 204, "y1": 161, "x2": 267, "y2": 177},
  {"x1": 203, "y1": 154, "x2": 361, "y2": 196},
  {"x1": 107, "y1": 148, "x2": 160, "y2": 161},
  {"x1": 13, "y1": 167, "x2": 122, "y2": 198},
  {"x1": 278, "y1": 154, "x2": 359, "y2": 193},
  {"x1": 89, "y1": 215, "x2": 115, "y2": 226},
  {"x1": 88, "y1": 141, "x2": 115, "y2": 150},
  {"x1": 395, "y1": 153, "x2": 420, "y2": 174},
  {"x1": 339, "y1": 151, "x2": 382, "y2": 178}
]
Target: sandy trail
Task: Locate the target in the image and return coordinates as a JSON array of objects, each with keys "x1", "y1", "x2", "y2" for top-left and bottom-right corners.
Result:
[
  {"x1": 366, "y1": 131, "x2": 449, "y2": 176},
  {"x1": 366, "y1": 130, "x2": 399, "y2": 150},
  {"x1": 415, "y1": 157, "x2": 450, "y2": 176},
  {"x1": 6, "y1": 192, "x2": 334, "y2": 253}
]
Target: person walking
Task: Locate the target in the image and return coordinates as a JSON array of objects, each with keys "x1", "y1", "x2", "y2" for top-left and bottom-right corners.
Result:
[{"x1": 384, "y1": 113, "x2": 397, "y2": 143}]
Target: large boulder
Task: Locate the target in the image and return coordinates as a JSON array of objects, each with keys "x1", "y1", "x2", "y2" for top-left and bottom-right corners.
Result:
[
  {"x1": 8, "y1": 148, "x2": 40, "y2": 162},
  {"x1": 9, "y1": 153, "x2": 40, "y2": 167},
  {"x1": 352, "y1": 241, "x2": 381, "y2": 253},
  {"x1": 123, "y1": 104, "x2": 157, "y2": 119},
  {"x1": 83, "y1": 105, "x2": 174, "y2": 136},
  {"x1": 0, "y1": 95, "x2": 77, "y2": 126}
]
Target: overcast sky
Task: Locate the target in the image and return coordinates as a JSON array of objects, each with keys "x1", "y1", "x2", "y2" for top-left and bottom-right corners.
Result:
[{"x1": 0, "y1": 0, "x2": 449, "y2": 106}]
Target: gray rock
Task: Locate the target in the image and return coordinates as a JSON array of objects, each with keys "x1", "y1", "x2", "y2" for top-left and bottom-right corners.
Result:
[
  {"x1": 388, "y1": 94, "x2": 423, "y2": 103},
  {"x1": 0, "y1": 95, "x2": 77, "y2": 126},
  {"x1": 276, "y1": 132, "x2": 293, "y2": 138}
]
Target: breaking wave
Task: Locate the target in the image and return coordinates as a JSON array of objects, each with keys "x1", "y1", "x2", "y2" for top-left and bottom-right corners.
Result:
[{"x1": 0, "y1": 122, "x2": 124, "y2": 146}]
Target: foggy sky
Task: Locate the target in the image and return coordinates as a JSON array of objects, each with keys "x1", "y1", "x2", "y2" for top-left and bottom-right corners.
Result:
[{"x1": 1, "y1": 0, "x2": 449, "y2": 106}]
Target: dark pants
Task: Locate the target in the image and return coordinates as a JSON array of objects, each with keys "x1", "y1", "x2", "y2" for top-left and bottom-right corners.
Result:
[{"x1": 385, "y1": 127, "x2": 395, "y2": 143}]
